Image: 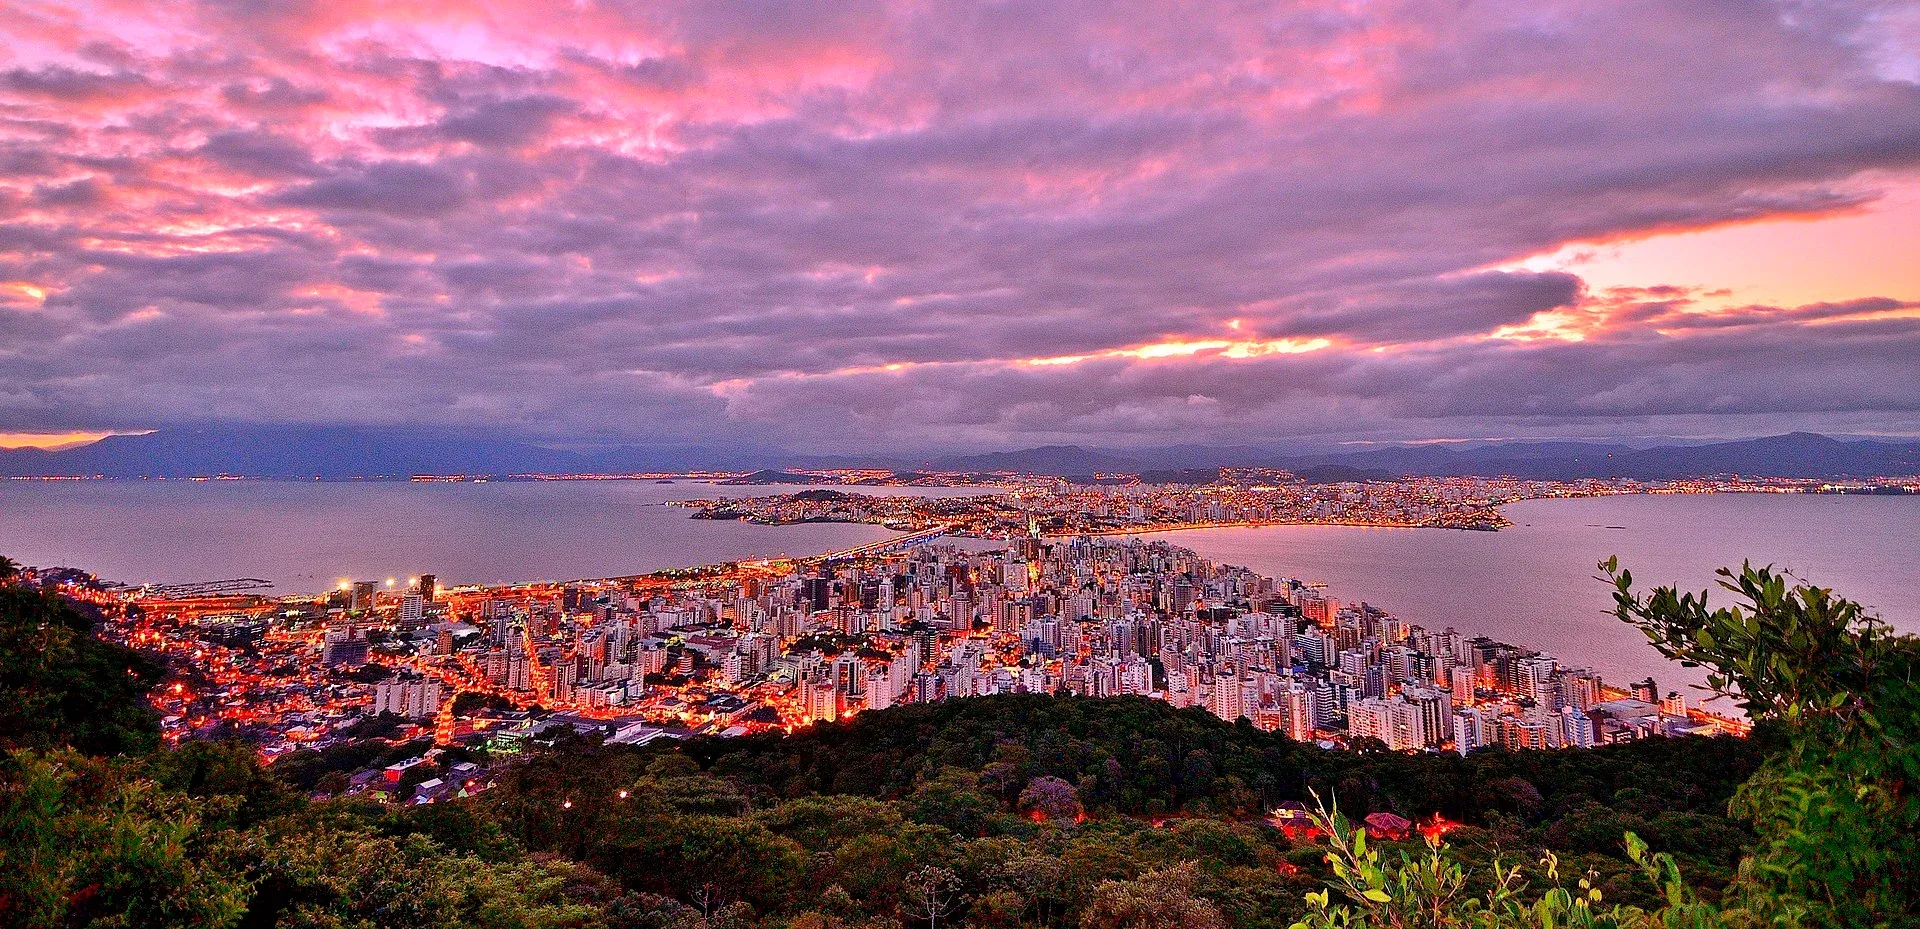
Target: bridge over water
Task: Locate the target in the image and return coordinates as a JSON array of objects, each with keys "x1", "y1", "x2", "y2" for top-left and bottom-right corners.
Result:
[{"x1": 817, "y1": 524, "x2": 952, "y2": 560}]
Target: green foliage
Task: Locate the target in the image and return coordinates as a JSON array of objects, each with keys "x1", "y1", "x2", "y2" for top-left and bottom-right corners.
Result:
[
  {"x1": 1605, "y1": 558, "x2": 1920, "y2": 928},
  {"x1": 0, "y1": 744, "x2": 688, "y2": 929},
  {"x1": 683, "y1": 694, "x2": 1762, "y2": 844},
  {"x1": 686, "y1": 695, "x2": 1294, "y2": 816},
  {"x1": 271, "y1": 736, "x2": 435, "y2": 792},
  {"x1": 1287, "y1": 800, "x2": 1724, "y2": 929},
  {"x1": 0, "y1": 749, "x2": 250, "y2": 929},
  {"x1": 1081, "y1": 862, "x2": 1227, "y2": 929},
  {"x1": 224, "y1": 810, "x2": 615, "y2": 929},
  {"x1": 0, "y1": 578, "x2": 161, "y2": 755}
]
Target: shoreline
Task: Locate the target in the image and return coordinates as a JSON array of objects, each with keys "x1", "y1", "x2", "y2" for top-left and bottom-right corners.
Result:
[
  {"x1": 669, "y1": 483, "x2": 1918, "y2": 544},
  {"x1": 16, "y1": 484, "x2": 1914, "y2": 596}
]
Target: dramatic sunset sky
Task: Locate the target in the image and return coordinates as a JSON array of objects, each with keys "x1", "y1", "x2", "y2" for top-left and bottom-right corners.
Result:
[{"x1": 1, "y1": 0, "x2": 1917, "y2": 452}]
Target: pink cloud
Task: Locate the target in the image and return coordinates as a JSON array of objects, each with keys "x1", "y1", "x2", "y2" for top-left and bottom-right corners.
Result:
[{"x1": 0, "y1": 0, "x2": 1916, "y2": 447}]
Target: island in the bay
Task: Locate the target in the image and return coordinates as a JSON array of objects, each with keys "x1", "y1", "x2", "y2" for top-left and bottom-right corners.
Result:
[{"x1": 665, "y1": 469, "x2": 1909, "y2": 536}]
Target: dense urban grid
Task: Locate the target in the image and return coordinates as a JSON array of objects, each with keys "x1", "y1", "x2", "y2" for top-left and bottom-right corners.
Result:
[
  {"x1": 77, "y1": 515, "x2": 1751, "y2": 805},
  {"x1": 672, "y1": 471, "x2": 1887, "y2": 535}
]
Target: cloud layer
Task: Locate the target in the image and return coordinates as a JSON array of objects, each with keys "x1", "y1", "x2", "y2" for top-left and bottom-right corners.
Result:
[{"x1": 2, "y1": 0, "x2": 1918, "y2": 450}]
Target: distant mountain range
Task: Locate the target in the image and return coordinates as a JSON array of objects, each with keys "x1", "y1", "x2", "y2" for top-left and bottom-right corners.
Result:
[
  {"x1": 1279, "y1": 433, "x2": 1920, "y2": 481},
  {"x1": 930, "y1": 445, "x2": 1149, "y2": 474},
  {"x1": 2, "y1": 426, "x2": 1916, "y2": 481},
  {"x1": 928, "y1": 433, "x2": 1920, "y2": 480},
  {"x1": 0, "y1": 426, "x2": 783, "y2": 479}
]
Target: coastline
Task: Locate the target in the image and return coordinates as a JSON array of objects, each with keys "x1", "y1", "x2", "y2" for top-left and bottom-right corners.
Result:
[
  {"x1": 670, "y1": 483, "x2": 1917, "y2": 542},
  {"x1": 8, "y1": 480, "x2": 1913, "y2": 597}
]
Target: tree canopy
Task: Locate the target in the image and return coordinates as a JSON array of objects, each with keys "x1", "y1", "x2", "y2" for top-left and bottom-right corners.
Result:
[{"x1": 0, "y1": 573, "x2": 161, "y2": 756}]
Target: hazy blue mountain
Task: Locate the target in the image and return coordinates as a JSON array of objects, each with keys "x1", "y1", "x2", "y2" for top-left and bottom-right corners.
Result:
[
  {"x1": 1286, "y1": 432, "x2": 1920, "y2": 480},
  {"x1": 2, "y1": 427, "x2": 1914, "y2": 480},
  {"x1": 0, "y1": 426, "x2": 780, "y2": 478},
  {"x1": 0, "y1": 426, "x2": 560, "y2": 478},
  {"x1": 928, "y1": 433, "x2": 1920, "y2": 479},
  {"x1": 574, "y1": 445, "x2": 788, "y2": 474},
  {"x1": 930, "y1": 445, "x2": 1147, "y2": 473},
  {"x1": 1613, "y1": 432, "x2": 1920, "y2": 479}
]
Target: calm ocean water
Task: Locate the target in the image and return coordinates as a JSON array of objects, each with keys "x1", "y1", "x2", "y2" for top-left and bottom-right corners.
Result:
[
  {"x1": 1141, "y1": 493, "x2": 1918, "y2": 693},
  {"x1": 0, "y1": 480, "x2": 988, "y2": 592},
  {"x1": 1, "y1": 481, "x2": 1911, "y2": 694}
]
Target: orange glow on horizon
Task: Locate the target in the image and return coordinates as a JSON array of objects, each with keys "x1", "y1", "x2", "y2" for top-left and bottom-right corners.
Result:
[
  {"x1": 1497, "y1": 175, "x2": 1920, "y2": 311},
  {"x1": 0, "y1": 431, "x2": 130, "y2": 450}
]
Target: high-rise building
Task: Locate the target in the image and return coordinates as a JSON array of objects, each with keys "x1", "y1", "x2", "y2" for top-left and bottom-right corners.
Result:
[
  {"x1": 1560, "y1": 669, "x2": 1601, "y2": 711},
  {"x1": 350, "y1": 580, "x2": 377, "y2": 613},
  {"x1": 802, "y1": 576, "x2": 832, "y2": 612},
  {"x1": 1280, "y1": 680, "x2": 1316, "y2": 740},
  {"x1": 803, "y1": 677, "x2": 840, "y2": 722},
  {"x1": 1449, "y1": 663, "x2": 1475, "y2": 705},
  {"x1": 1452, "y1": 707, "x2": 1488, "y2": 756},
  {"x1": 1518, "y1": 655, "x2": 1560, "y2": 708},
  {"x1": 1206, "y1": 674, "x2": 1245, "y2": 721},
  {"x1": 322, "y1": 629, "x2": 371, "y2": 668},
  {"x1": 1401, "y1": 685, "x2": 1453, "y2": 747},
  {"x1": 1349, "y1": 697, "x2": 1391, "y2": 744},
  {"x1": 399, "y1": 593, "x2": 425, "y2": 629},
  {"x1": 867, "y1": 667, "x2": 897, "y2": 710},
  {"x1": 374, "y1": 674, "x2": 443, "y2": 718},
  {"x1": 506, "y1": 646, "x2": 532, "y2": 691},
  {"x1": 1172, "y1": 578, "x2": 1195, "y2": 614},
  {"x1": 1561, "y1": 706, "x2": 1596, "y2": 748},
  {"x1": 550, "y1": 659, "x2": 578, "y2": 703}
]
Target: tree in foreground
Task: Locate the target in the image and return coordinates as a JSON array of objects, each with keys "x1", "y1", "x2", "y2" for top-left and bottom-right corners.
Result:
[
  {"x1": 0, "y1": 566, "x2": 161, "y2": 756},
  {"x1": 1291, "y1": 801, "x2": 1723, "y2": 929},
  {"x1": 1605, "y1": 558, "x2": 1918, "y2": 928},
  {"x1": 1081, "y1": 862, "x2": 1227, "y2": 929},
  {"x1": 900, "y1": 866, "x2": 960, "y2": 929},
  {"x1": 1282, "y1": 560, "x2": 1918, "y2": 928}
]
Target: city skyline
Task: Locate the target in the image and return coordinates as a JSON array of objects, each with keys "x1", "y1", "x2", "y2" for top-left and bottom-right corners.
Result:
[
  {"x1": 2, "y1": 1, "x2": 1919, "y2": 452},
  {"x1": 89, "y1": 532, "x2": 1745, "y2": 761}
]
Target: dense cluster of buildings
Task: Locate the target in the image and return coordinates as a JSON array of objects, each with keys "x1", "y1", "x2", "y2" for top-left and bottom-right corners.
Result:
[
  {"x1": 678, "y1": 472, "x2": 1834, "y2": 537},
  {"x1": 98, "y1": 531, "x2": 1742, "y2": 768}
]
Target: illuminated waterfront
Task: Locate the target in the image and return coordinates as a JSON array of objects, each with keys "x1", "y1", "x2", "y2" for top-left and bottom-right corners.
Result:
[
  {"x1": 82, "y1": 530, "x2": 1757, "y2": 755},
  {"x1": 4, "y1": 479, "x2": 1911, "y2": 699}
]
